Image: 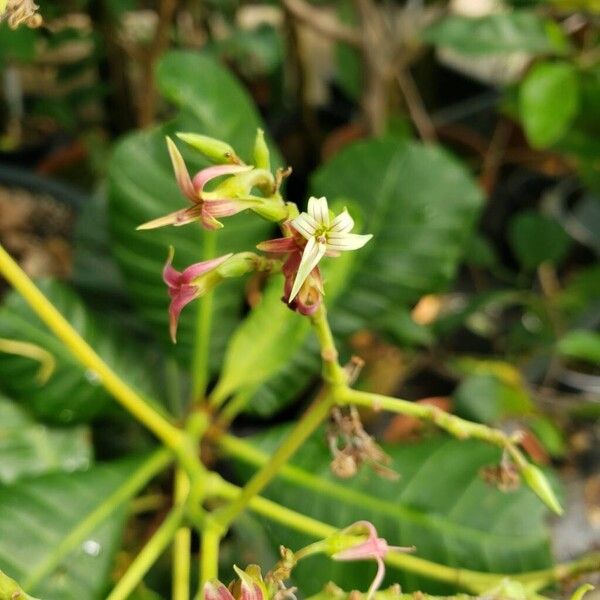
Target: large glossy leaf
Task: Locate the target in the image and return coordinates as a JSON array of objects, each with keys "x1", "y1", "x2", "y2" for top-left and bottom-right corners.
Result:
[
  {"x1": 108, "y1": 51, "x2": 278, "y2": 372},
  {"x1": 214, "y1": 249, "x2": 356, "y2": 414},
  {"x1": 0, "y1": 393, "x2": 91, "y2": 484},
  {"x1": 0, "y1": 456, "x2": 141, "y2": 600},
  {"x1": 225, "y1": 139, "x2": 484, "y2": 416},
  {"x1": 422, "y1": 12, "x2": 569, "y2": 55},
  {"x1": 312, "y1": 139, "x2": 484, "y2": 334},
  {"x1": 233, "y1": 428, "x2": 552, "y2": 595},
  {"x1": 0, "y1": 279, "x2": 160, "y2": 424}
]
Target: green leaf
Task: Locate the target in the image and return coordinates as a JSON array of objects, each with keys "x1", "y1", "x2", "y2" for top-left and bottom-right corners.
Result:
[
  {"x1": 0, "y1": 393, "x2": 91, "y2": 484},
  {"x1": 508, "y1": 211, "x2": 571, "y2": 270},
  {"x1": 0, "y1": 457, "x2": 140, "y2": 600},
  {"x1": 224, "y1": 140, "x2": 483, "y2": 417},
  {"x1": 453, "y1": 374, "x2": 532, "y2": 424},
  {"x1": 211, "y1": 277, "x2": 312, "y2": 404},
  {"x1": 519, "y1": 61, "x2": 579, "y2": 149},
  {"x1": 214, "y1": 244, "x2": 356, "y2": 411},
  {"x1": 0, "y1": 279, "x2": 159, "y2": 424},
  {"x1": 0, "y1": 22, "x2": 38, "y2": 63},
  {"x1": 312, "y1": 139, "x2": 484, "y2": 334},
  {"x1": 108, "y1": 51, "x2": 278, "y2": 372},
  {"x1": 557, "y1": 329, "x2": 600, "y2": 366},
  {"x1": 234, "y1": 428, "x2": 553, "y2": 594},
  {"x1": 422, "y1": 12, "x2": 569, "y2": 55},
  {"x1": 464, "y1": 233, "x2": 498, "y2": 269}
]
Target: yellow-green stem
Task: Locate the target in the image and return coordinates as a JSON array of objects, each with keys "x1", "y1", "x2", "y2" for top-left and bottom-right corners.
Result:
[
  {"x1": 197, "y1": 522, "x2": 222, "y2": 600},
  {"x1": 212, "y1": 389, "x2": 335, "y2": 533},
  {"x1": 310, "y1": 304, "x2": 346, "y2": 385},
  {"x1": 336, "y1": 387, "x2": 561, "y2": 514},
  {"x1": 208, "y1": 475, "x2": 595, "y2": 595},
  {"x1": 0, "y1": 244, "x2": 184, "y2": 453},
  {"x1": 192, "y1": 232, "x2": 217, "y2": 402},
  {"x1": 107, "y1": 506, "x2": 185, "y2": 600},
  {"x1": 173, "y1": 468, "x2": 192, "y2": 600}
]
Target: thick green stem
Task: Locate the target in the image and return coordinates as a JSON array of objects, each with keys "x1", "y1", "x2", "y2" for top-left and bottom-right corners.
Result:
[
  {"x1": 172, "y1": 468, "x2": 192, "y2": 600},
  {"x1": 208, "y1": 475, "x2": 597, "y2": 595},
  {"x1": 310, "y1": 304, "x2": 347, "y2": 385},
  {"x1": 0, "y1": 244, "x2": 184, "y2": 454},
  {"x1": 212, "y1": 389, "x2": 335, "y2": 533},
  {"x1": 192, "y1": 232, "x2": 217, "y2": 402},
  {"x1": 24, "y1": 448, "x2": 173, "y2": 592},
  {"x1": 107, "y1": 506, "x2": 185, "y2": 600},
  {"x1": 197, "y1": 521, "x2": 222, "y2": 599},
  {"x1": 336, "y1": 387, "x2": 562, "y2": 514}
]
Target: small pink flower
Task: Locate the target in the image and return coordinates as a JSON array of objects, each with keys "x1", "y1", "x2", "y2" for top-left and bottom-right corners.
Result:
[
  {"x1": 333, "y1": 521, "x2": 414, "y2": 600},
  {"x1": 137, "y1": 137, "x2": 254, "y2": 231},
  {"x1": 163, "y1": 247, "x2": 232, "y2": 342},
  {"x1": 204, "y1": 566, "x2": 266, "y2": 600}
]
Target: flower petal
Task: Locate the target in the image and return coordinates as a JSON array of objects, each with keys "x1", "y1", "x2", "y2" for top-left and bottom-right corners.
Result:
[
  {"x1": 181, "y1": 253, "x2": 233, "y2": 284},
  {"x1": 162, "y1": 246, "x2": 180, "y2": 288},
  {"x1": 192, "y1": 164, "x2": 252, "y2": 194},
  {"x1": 308, "y1": 196, "x2": 330, "y2": 226},
  {"x1": 326, "y1": 232, "x2": 373, "y2": 252},
  {"x1": 233, "y1": 566, "x2": 266, "y2": 600},
  {"x1": 166, "y1": 136, "x2": 197, "y2": 203},
  {"x1": 257, "y1": 237, "x2": 298, "y2": 253},
  {"x1": 169, "y1": 284, "x2": 200, "y2": 343},
  {"x1": 291, "y1": 212, "x2": 318, "y2": 239},
  {"x1": 137, "y1": 205, "x2": 203, "y2": 231},
  {"x1": 204, "y1": 581, "x2": 236, "y2": 600},
  {"x1": 289, "y1": 236, "x2": 326, "y2": 302},
  {"x1": 204, "y1": 198, "x2": 258, "y2": 218},
  {"x1": 366, "y1": 557, "x2": 385, "y2": 600},
  {"x1": 330, "y1": 209, "x2": 354, "y2": 233}
]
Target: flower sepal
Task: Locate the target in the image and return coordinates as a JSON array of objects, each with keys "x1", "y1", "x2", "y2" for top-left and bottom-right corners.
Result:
[{"x1": 253, "y1": 128, "x2": 271, "y2": 171}]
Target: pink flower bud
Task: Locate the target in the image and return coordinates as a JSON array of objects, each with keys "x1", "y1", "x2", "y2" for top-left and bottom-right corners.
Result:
[{"x1": 163, "y1": 247, "x2": 233, "y2": 342}]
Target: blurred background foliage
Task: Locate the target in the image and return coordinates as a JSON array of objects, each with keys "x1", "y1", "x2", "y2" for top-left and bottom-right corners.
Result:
[{"x1": 0, "y1": 0, "x2": 598, "y2": 598}]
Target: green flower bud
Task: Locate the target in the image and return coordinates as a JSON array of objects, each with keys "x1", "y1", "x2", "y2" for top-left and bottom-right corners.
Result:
[
  {"x1": 520, "y1": 462, "x2": 563, "y2": 515},
  {"x1": 176, "y1": 132, "x2": 241, "y2": 165},
  {"x1": 253, "y1": 128, "x2": 271, "y2": 171}
]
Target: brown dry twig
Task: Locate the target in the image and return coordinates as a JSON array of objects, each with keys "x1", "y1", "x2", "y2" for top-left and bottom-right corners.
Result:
[{"x1": 282, "y1": 0, "x2": 362, "y2": 47}]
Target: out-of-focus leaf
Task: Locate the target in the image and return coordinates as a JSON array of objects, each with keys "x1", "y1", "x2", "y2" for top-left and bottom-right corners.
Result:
[
  {"x1": 508, "y1": 211, "x2": 571, "y2": 270},
  {"x1": 0, "y1": 457, "x2": 140, "y2": 600},
  {"x1": 213, "y1": 242, "x2": 355, "y2": 412},
  {"x1": 559, "y1": 265, "x2": 600, "y2": 317},
  {"x1": 234, "y1": 427, "x2": 553, "y2": 594},
  {"x1": 0, "y1": 23, "x2": 37, "y2": 63},
  {"x1": 312, "y1": 139, "x2": 484, "y2": 335},
  {"x1": 557, "y1": 330, "x2": 600, "y2": 365},
  {"x1": 453, "y1": 373, "x2": 532, "y2": 424},
  {"x1": 423, "y1": 12, "x2": 569, "y2": 56},
  {"x1": 233, "y1": 139, "x2": 483, "y2": 417},
  {"x1": 0, "y1": 393, "x2": 91, "y2": 484},
  {"x1": 379, "y1": 308, "x2": 434, "y2": 348},
  {"x1": 464, "y1": 233, "x2": 499, "y2": 269},
  {"x1": 527, "y1": 415, "x2": 566, "y2": 458},
  {"x1": 519, "y1": 61, "x2": 579, "y2": 149},
  {"x1": 0, "y1": 280, "x2": 160, "y2": 424},
  {"x1": 108, "y1": 51, "x2": 278, "y2": 373}
]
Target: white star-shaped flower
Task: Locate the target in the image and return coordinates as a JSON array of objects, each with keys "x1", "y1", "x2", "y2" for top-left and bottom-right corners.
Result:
[{"x1": 289, "y1": 196, "x2": 372, "y2": 302}]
